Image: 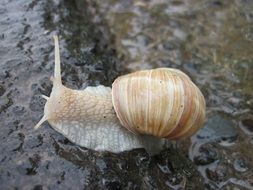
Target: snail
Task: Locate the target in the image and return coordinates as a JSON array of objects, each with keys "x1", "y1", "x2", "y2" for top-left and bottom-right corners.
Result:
[{"x1": 34, "y1": 36, "x2": 206, "y2": 154}]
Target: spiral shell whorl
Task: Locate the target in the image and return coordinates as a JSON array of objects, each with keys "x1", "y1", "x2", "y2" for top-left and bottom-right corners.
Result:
[{"x1": 112, "y1": 68, "x2": 206, "y2": 139}]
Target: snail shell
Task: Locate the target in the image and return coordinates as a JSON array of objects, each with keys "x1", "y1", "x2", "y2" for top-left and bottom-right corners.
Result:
[{"x1": 112, "y1": 68, "x2": 206, "y2": 139}]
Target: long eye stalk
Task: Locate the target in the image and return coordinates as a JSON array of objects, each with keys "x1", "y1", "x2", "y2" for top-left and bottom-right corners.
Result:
[{"x1": 53, "y1": 35, "x2": 62, "y2": 85}]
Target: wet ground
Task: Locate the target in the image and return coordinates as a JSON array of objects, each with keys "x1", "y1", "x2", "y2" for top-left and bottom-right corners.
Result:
[{"x1": 0, "y1": 0, "x2": 252, "y2": 189}]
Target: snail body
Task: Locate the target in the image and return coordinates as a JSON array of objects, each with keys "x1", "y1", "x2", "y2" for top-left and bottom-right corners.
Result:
[{"x1": 34, "y1": 36, "x2": 205, "y2": 154}]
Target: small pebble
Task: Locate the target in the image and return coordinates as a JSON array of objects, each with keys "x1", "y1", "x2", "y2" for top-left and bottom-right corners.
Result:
[
  {"x1": 233, "y1": 158, "x2": 248, "y2": 172},
  {"x1": 194, "y1": 144, "x2": 218, "y2": 166}
]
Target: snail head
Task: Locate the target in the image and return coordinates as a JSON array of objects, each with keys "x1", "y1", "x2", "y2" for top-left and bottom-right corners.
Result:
[{"x1": 34, "y1": 36, "x2": 69, "y2": 129}]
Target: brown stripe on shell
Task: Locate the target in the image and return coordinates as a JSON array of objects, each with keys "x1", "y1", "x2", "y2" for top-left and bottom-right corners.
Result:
[
  {"x1": 154, "y1": 69, "x2": 172, "y2": 136},
  {"x1": 148, "y1": 69, "x2": 163, "y2": 136},
  {"x1": 181, "y1": 84, "x2": 206, "y2": 138},
  {"x1": 165, "y1": 77, "x2": 195, "y2": 138},
  {"x1": 171, "y1": 81, "x2": 200, "y2": 138},
  {"x1": 170, "y1": 84, "x2": 206, "y2": 139},
  {"x1": 168, "y1": 81, "x2": 205, "y2": 139},
  {"x1": 160, "y1": 70, "x2": 181, "y2": 137},
  {"x1": 144, "y1": 70, "x2": 151, "y2": 134},
  {"x1": 128, "y1": 71, "x2": 148, "y2": 133},
  {"x1": 112, "y1": 77, "x2": 138, "y2": 134}
]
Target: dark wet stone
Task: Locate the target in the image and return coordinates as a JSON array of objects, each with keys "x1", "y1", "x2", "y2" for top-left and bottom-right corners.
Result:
[
  {"x1": 0, "y1": 85, "x2": 5, "y2": 96},
  {"x1": 23, "y1": 134, "x2": 44, "y2": 149},
  {"x1": 0, "y1": 96, "x2": 13, "y2": 114},
  {"x1": 204, "y1": 181, "x2": 219, "y2": 190},
  {"x1": 157, "y1": 163, "x2": 172, "y2": 174},
  {"x1": 206, "y1": 168, "x2": 222, "y2": 182},
  {"x1": 29, "y1": 95, "x2": 46, "y2": 112},
  {"x1": 241, "y1": 118, "x2": 253, "y2": 134},
  {"x1": 149, "y1": 149, "x2": 204, "y2": 189},
  {"x1": 233, "y1": 158, "x2": 249, "y2": 172},
  {"x1": 38, "y1": 77, "x2": 52, "y2": 96},
  {"x1": 227, "y1": 97, "x2": 241, "y2": 107},
  {"x1": 103, "y1": 179, "x2": 122, "y2": 190},
  {"x1": 193, "y1": 144, "x2": 218, "y2": 166},
  {"x1": 210, "y1": 0, "x2": 223, "y2": 7},
  {"x1": 12, "y1": 105, "x2": 26, "y2": 116},
  {"x1": 9, "y1": 135, "x2": 24, "y2": 152},
  {"x1": 196, "y1": 115, "x2": 238, "y2": 142},
  {"x1": 33, "y1": 185, "x2": 43, "y2": 190},
  {"x1": 205, "y1": 164, "x2": 229, "y2": 182}
]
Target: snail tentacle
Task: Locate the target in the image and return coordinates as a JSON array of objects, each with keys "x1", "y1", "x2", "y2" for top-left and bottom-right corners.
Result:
[{"x1": 53, "y1": 35, "x2": 62, "y2": 85}]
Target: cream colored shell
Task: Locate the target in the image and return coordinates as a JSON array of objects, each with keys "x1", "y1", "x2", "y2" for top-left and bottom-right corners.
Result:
[{"x1": 112, "y1": 68, "x2": 206, "y2": 139}]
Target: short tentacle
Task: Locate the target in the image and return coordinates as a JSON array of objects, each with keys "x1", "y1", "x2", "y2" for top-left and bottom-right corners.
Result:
[
  {"x1": 34, "y1": 115, "x2": 48, "y2": 130},
  {"x1": 41, "y1": 95, "x2": 49, "y2": 100}
]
